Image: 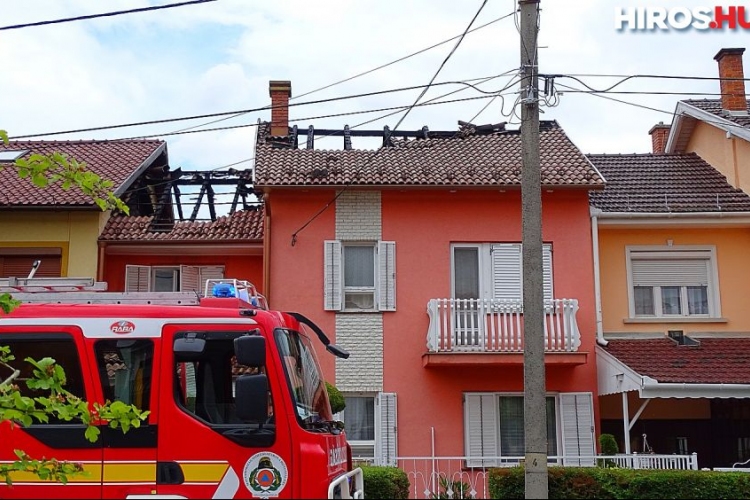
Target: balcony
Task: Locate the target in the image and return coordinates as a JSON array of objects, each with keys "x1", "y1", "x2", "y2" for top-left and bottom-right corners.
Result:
[{"x1": 424, "y1": 298, "x2": 586, "y2": 367}]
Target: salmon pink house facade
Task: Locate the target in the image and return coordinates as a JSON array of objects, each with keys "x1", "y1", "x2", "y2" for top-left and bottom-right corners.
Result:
[{"x1": 254, "y1": 81, "x2": 606, "y2": 478}]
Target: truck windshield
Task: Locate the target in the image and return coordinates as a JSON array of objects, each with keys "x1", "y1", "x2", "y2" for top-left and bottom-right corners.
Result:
[{"x1": 274, "y1": 327, "x2": 334, "y2": 428}]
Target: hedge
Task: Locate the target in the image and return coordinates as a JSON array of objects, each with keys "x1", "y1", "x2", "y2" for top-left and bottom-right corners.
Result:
[
  {"x1": 360, "y1": 465, "x2": 410, "y2": 499},
  {"x1": 489, "y1": 466, "x2": 750, "y2": 499}
]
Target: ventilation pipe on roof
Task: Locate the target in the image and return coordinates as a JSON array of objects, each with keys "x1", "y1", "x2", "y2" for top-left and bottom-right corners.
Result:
[{"x1": 590, "y1": 207, "x2": 608, "y2": 346}]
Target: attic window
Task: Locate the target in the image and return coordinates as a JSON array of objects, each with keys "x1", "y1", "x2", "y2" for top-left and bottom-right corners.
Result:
[{"x1": 0, "y1": 150, "x2": 27, "y2": 162}]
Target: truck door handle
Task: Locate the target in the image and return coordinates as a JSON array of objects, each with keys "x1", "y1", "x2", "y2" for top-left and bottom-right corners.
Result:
[{"x1": 157, "y1": 461, "x2": 185, "y2": 485}]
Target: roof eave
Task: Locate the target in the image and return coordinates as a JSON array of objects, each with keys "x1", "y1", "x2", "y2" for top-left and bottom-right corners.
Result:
[
  {"x1": 666, "y1": 101, "x2": 750, "y2": 153},
  {"x1": 113, "y1": 142, "x2": 167, "y2": 197}
]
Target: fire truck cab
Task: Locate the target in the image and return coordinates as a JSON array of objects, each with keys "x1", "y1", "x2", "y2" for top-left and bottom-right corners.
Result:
[{"x1": 0, "y1": 277, "x2": 364, "y2": 499}]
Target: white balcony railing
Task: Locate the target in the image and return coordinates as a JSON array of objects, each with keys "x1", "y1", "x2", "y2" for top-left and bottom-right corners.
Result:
[{"x1": 426, "y1": 298, "x2": 581, "y2": 353}]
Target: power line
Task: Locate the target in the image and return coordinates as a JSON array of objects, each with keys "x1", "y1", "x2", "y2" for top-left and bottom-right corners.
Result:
[
  {"x1": 172, "y1": 10, "x2": 517, "y2": 136},
  {"x1": 294, "y1": 10, "x2": 515, "y2": 101},
  {"x1": 290, "y1": 0, "x2": 490, "y2": 246},
  {"x1": 0, "y1": 0, "x2": 217, "y2": 31},
  {"x1": 9, "y1": 75, "x2": 509, "y2": 140},
  {"x1": 392, "y1": 0, "x2": 488, "y2": 131}
]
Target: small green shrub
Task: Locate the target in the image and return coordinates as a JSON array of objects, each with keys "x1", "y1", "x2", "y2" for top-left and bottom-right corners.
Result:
[
  {"x1": 599, "y1": 433, "x2": 619, "y2": 455},
  {"x1": 361, "y1": 465, "x2": 410, "y2": 499},
  {"x1": 326, "y1": 381, "x2": 346, "y2": 414},
  {"x1": 431, "y1": 475, "x2": 473, "y2": 499}
]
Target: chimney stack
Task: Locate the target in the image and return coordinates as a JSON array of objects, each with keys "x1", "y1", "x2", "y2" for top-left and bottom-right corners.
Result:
[
  {"x1": 714, "y1": 48, "x2": 747, "y2": 114},
  {"x1": 649, "y1": 121, "x2": 671, "y2": 154},
  {"x1": 269, "y1": 80, "x2": 292, "y2": 136}
]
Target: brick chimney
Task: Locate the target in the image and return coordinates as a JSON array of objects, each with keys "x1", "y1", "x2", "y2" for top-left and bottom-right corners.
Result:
[
  {"x1": 269, "y1": 80, "x2": 292, "y2": 136},
  {"x1": 714, "y1": 48, "x2": 747, "y2": 114},
  {"x1": 649, "y1": 121, "x2": 671, "y2": 154}
]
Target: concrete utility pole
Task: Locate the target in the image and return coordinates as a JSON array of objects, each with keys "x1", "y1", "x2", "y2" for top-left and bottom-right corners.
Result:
[{"x1": 519, "y1": 0, "x2": 548, "y2": 498}]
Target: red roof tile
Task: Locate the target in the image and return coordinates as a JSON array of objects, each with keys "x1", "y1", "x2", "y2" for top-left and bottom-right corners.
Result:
[
  {"x1": 588, "y1": 153, "x2": 750, "y2": 212},
  {"x1": 0, "y1": 139, "x2": 164, "y2": 207},
  {"x1": 604, "y1": 338, "x2": 750, "y2": 384},
  {"x1": 253, "y1": 121, "x2": 605, "y2": 189},
  {"x1": 99, "y1": 208, "x2": 264, "y2": 242}
]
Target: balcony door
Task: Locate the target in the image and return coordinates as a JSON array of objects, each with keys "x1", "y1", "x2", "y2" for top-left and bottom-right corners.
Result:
[{"x1": 452, "y1": 246, "x2": 483, "y2": 347}]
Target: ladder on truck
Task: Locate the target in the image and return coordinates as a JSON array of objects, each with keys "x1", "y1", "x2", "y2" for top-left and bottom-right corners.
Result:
[{"x1": 0, "y1": 277, "x2": 200, "y2": 305}]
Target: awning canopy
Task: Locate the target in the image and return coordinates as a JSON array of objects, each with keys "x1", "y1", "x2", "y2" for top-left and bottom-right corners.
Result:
[{"x1": 597, "y1": 337, "x2": 750, "y2": 399}]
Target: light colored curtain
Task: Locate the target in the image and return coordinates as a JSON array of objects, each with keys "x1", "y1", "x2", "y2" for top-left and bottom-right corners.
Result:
[
  {"x1": 344, "y1": 246, "x2": 375, "y2": 287},
  {"x1": 344, "y1": 396, "x2": 375, "y2": 441}
]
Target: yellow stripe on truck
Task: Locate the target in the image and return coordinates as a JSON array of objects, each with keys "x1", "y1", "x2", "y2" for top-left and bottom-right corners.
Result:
[
  {"x1": 103, "y1": 463, "x2": 156, "y2": 482},
  {"x1": 180, "y1": 463, "x2": 229, "y2": 482}
]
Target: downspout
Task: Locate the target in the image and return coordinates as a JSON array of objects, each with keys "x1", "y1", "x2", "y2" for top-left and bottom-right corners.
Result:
[
  {"x1": 590, "y1": 207, "x2": 607, "y2": 346},
  {"x1": 97, "y1": 242, "x2": 106, "y2": 282},
  {"x1": 262, "y1": 194, "x2": 271, "y2": 304}
]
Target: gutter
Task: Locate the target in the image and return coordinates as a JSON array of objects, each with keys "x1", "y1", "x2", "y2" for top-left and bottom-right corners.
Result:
[
  {"x1": 596, "y1": 210, "x2": 750, "y2": 220},
  {"x1": 640, "y1": 382, "x2": 750, "y2": 399},
  {"x1": 590, "y1": 207, "x2": 607, "y2": 346}
]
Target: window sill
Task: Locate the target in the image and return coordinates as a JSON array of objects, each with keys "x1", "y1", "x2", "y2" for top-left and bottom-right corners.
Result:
[
  {"x1": 339, "y1": 309, "x2": 383, "y2": 314},
  {"x1": 623, "y1": 317, "x2": 728, "y2": 324}
]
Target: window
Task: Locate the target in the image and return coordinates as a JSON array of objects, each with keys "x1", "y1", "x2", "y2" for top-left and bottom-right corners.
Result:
[
  {"x1": 174, "y1": 331, "x2": 275, "y2": 447},
  {"x1": 452, "y1": 243, "x2": 553, "y2": 303},
  {"x1": 323, "y1": 241, "x2": 396, "y2": 312},
  {"x1": 125, "y1": 265, "x2": 224, "y2": 293},
  {"x1": 94, "y1": 339, "x2": 153, "y2": 410},
  {"x1": 339, "y1": 395, "x2": 376, "y2": 461},
  {"x1": 464, "y1": 392, "x2": 594, "y2": 467},
  {"x1": 337, "y1": 393, "x2": 397, "y2": 466},
  {"x1": 627, "y1": 246, "x2": 720, "y2": 318},
  {"x1": 0, "y1": 150, "x2": 28, "y2": 162},
  {"x1": 0, "y1": 334, "x2": 86, "y2": 424}
]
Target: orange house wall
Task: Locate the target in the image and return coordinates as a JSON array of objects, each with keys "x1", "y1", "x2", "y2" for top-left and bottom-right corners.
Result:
[
  {"x1": 268, "y1": 188, "x2": 600, "y2": 457},
  {"x1": 598, "y1": 227, "x2": 750, "y2": 334},
  {"x1": 103, "y1": 253, "x2": 264, "y2": 293}
]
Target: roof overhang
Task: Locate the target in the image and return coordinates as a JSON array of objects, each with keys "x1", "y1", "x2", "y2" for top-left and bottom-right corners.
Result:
[
  {"x1": 666, "y1": 101, "x2": 750, "y2": 153},
  {"x1": 597, "y1": 346, "x2": 750, "y2": 399},
  {"x1": 113, "y1": 142, "x2": 167, "y2": 197},
  {"x1": 590, "y1": 207, "x2": 750, "y2": 228},
  {"x1": 100, "y1": 241, "x2": 262, "y2": 256}
]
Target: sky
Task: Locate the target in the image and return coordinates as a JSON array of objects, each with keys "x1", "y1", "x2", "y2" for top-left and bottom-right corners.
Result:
[{"x1": 1, "y1": 0, "x2": 749, "y2": 215}]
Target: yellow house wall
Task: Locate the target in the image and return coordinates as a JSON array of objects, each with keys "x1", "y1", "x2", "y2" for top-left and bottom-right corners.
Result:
[
  {"x1": 685, "y1": 121, "x2": 750, "y2": 193},
  {"x1": 0, "y1": 211, "x2": 104, "y2": 277},
  {"x1": 599, "y1": 227, "x2": 750, "y2": 334}
]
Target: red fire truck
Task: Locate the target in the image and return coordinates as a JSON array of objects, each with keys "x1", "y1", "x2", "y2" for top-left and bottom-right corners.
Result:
[{"x1": 0, "y1": 277, "x2": 364, "y2": 499}]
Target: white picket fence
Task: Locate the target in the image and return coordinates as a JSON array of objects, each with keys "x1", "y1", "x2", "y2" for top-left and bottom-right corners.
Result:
[{"x1": 391, "y1": 453, "x2": 699, "y2": 499}]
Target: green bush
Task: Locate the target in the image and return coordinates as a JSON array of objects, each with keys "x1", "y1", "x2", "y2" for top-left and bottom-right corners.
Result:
[
  {"x1": 599, "y1": 433, "x2": 619, "y2": 455},
  {"x1": 361, "y1": 465, "x2": 410, "y2": 499},
  {"x1": 326, "y1": 381, "x2": 346, "y2": 414},
  {"x1": 488, "y1": 466, "x2": 750, "y2": 499}
]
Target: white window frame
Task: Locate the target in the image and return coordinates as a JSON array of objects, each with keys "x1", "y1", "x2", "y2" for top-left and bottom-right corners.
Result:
[
  {"x1": 342, "y1": 242, "x2": 377, "y2": 312},
  {"x1": 323, "y1": 240, "x2": 396, "y2": 312},
  {"x1": 336, "y1": 392, "x2": 377, "y2": 462},
  {"x1": 625, "y1": 245, "x2": 721, "y2": 319},
  {"x1": 152, "y1": 266, "x2": 180, "y2": 292},
  {"x1": 451, "y1": 243, "x2": 553, "y2": 303}
]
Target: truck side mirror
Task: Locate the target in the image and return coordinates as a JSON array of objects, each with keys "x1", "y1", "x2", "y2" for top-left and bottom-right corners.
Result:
[
  {"x1": 235, "y1": 374, "x2": 269, "y2": 423},
  {"x1": 234, "y1": 335, "x2": 265, "y2": 367}
]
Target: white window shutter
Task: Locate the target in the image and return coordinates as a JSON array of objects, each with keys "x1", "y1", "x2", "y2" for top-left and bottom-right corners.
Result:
[
  {"x1": 464, "y1": 394, "x2": 498, "y2": 467},
  {"x1": 125, "y1": 265, "x2": 151, "y2": 292},
  {"x1": 491, "y1": 244, "x2": 522, "y2": 302},
  {"x1": 560, "y1": 392, "x2": 596, "y2": 466},
  {"x1": 375, "y1": 393, "x2": 398, "y2": 466},
  {"x1": 378, "y1": 241, "x2": 396, "y2": 311},
  {"x1": 199, "y1": 265, "x2": 225, "y2": 295},
  {"x1": 180, "y1": 265, "x2": 200, "y2": 294},
  {"x1": 324, "y1": 240, "x2": 342, "y2": 311},
  {"x1": 543, "y1": 244, "x2": 554, "y2": 302}
]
